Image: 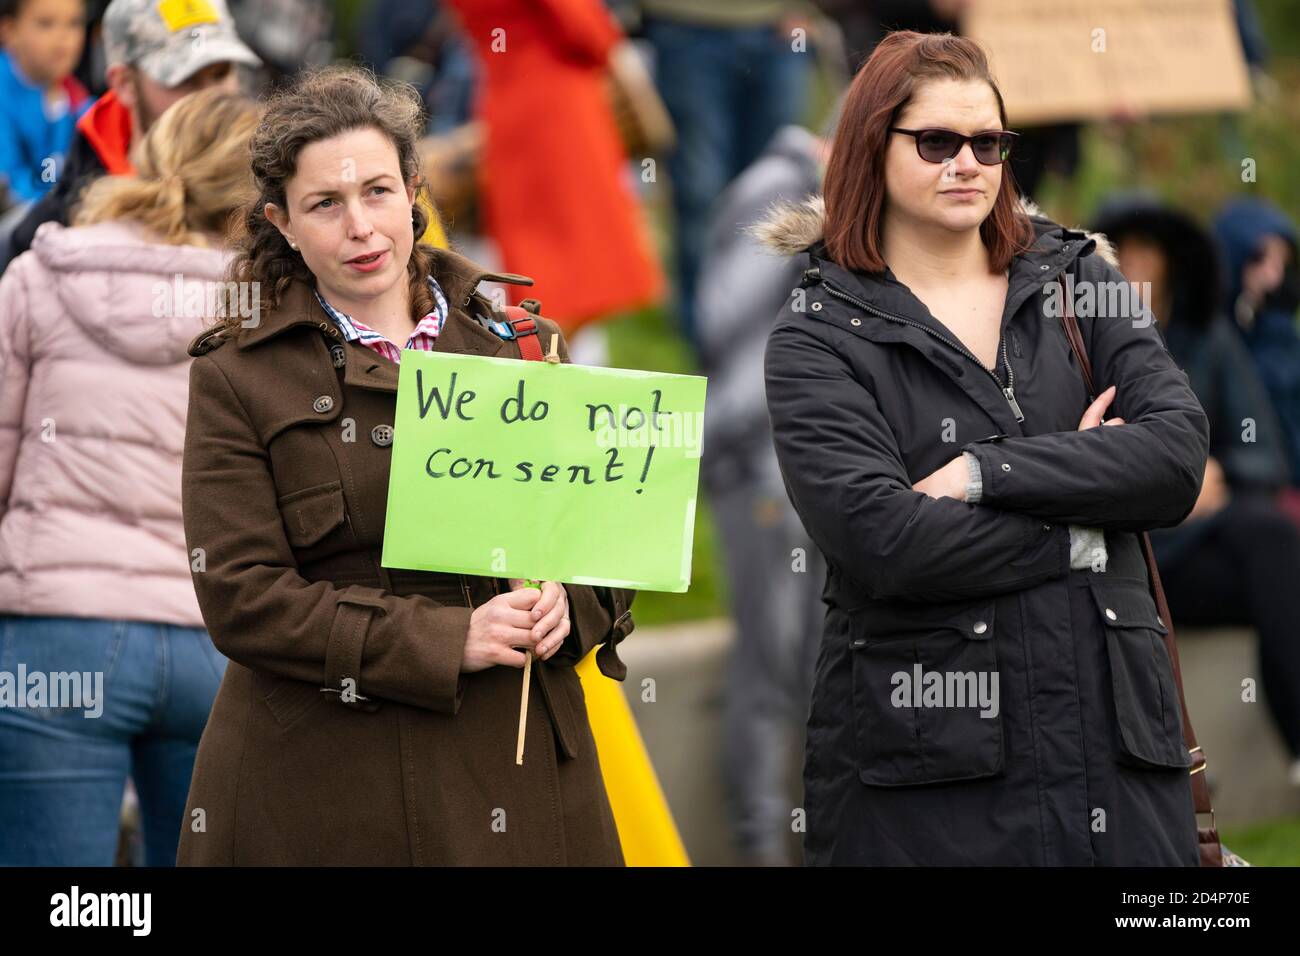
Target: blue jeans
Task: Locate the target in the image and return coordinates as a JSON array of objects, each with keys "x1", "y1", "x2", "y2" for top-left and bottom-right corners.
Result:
[
  {"x1": 0, "y1": 615, "x2": 226, "y2": 866},
  {"x1": 644, "y1": 17, "x2": 810, "y2": 347}
]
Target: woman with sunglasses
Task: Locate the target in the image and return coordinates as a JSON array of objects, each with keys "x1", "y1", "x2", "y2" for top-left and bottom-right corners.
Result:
[{"x1": 760, "y1": 32, "x2": 1210, "y2": 865}]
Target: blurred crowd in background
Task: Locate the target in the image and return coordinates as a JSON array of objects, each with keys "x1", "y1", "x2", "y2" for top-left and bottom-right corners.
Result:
[{"x1": 1, "y1": 0, "x2": 1299, "y2": 866}]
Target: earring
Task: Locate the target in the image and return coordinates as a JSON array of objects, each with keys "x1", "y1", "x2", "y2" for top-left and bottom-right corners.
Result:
[{"x1": 288, "y1": 240, "x2": 298, "y2": 250}]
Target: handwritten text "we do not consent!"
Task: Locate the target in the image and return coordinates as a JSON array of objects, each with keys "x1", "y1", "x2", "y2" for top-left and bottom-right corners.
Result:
[{"x1": 381, "y1": 352, "x2": 707, "y2": 592}]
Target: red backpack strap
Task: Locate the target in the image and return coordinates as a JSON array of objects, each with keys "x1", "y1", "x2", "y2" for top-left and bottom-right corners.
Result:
[{"x1": 500, "y1": 305, "x2": 544, "y2": 362}]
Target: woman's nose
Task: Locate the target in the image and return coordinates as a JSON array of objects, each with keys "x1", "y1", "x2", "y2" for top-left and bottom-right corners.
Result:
[
  {"x1": 950, "y1": 142, "x2": 981, "y2": 174},
  {"x1": 345, "y1": 201, "x2": 374, "y2": 240}
]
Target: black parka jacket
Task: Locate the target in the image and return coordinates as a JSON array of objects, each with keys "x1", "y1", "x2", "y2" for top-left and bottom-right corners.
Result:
[{"x1": 760, "y1": 196, "x2": 1211, "y2": 865}]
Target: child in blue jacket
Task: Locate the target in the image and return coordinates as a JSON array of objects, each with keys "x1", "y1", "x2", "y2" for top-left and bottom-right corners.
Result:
[{"x1": 0, "y1": 0, "x2": 88, "y2": 208}]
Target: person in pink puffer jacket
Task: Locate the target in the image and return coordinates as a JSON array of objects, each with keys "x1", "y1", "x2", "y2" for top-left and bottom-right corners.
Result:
[{"x1": 0, "y1": 88, "x2": 261, "y2": 866}]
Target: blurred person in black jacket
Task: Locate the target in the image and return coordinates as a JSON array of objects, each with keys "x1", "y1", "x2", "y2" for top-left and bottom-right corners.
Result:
[{"x1": 1094, "y1": 193, "x2": 1300, "y2": 785}]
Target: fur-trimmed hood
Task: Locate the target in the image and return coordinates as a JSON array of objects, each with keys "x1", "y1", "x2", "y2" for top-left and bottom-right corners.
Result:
[{"x1": 751, "y1": 193, "x2": 1118, "y2": 268}]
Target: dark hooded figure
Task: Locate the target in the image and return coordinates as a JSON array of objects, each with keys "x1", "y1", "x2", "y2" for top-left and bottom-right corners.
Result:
[
  {"x1": 761, "y1": 32, "x2": 1209, "y2": 865},
  {"x1": 1213, "y1": 198, "x2": 1300, "y2": 487},
  {"x1": 1093, "y1": 194, "x2": 1300, "y2": 786}
]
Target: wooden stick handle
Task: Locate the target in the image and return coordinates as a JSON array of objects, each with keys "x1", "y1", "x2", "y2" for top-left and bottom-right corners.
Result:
[
  {"x1": 513, "y1": 578, "x2": 542, "y2": 766},
  {"x1": 515, "y1": 648, "x2": 532, "y2": 765}
]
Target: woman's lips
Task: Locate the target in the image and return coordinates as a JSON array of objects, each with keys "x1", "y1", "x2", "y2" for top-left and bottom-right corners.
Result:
[
  {"x1": 346, "y1": 249, "x2": 388, "y2": 272},
  {"x1": 942, "y1": 189, "x2": 982, "y2": 200}
]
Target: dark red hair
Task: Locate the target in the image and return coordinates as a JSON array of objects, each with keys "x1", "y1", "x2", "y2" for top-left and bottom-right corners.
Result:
[{"x1": 822, "y1": 31, "x2": 1034, "y2": 274}]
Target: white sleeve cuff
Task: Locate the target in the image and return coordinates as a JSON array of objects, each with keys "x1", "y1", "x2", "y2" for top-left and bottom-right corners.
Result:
[
  {"x1": 962, "y1": 451, "x2": 983, "y2": 504},
  {"x1": 1068, "y1": 525, "x2": 1108, "y2": 571}
]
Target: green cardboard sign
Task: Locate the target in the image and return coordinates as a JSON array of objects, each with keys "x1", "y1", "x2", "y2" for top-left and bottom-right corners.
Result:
[{"x1": 380, "y1": 351, "x2": 707, "y2": 592}]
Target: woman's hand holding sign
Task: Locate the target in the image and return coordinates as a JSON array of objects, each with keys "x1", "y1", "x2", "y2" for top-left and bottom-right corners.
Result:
[
  {"x1": 507, "y1": 579, "x2": 571, "y2": 661},
  {"x1": 463, "y1": 589, "x2": 541, "y2": 672},
  {"x1": 461, "y1": 581, "x2": 571, "y2": 673},
  {"x1": 482, "y1": 579, "x2": 569, "y2": 768}
]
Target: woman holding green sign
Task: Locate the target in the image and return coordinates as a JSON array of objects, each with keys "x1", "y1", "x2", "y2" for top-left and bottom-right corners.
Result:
[{"x1": 176, "y1": 66, "x2": 634, "y2": 865}]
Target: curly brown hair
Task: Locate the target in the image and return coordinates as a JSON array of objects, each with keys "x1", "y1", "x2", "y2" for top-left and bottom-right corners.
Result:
[{"x1": 213, "y1": 65, "x2": 442, "y2": 339}]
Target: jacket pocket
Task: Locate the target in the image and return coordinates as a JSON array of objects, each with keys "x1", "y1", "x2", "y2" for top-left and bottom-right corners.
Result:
[
  {"x1": 277, "y1": 480, "x2": 346, "y2": 548},
  {"x1": 850, "y1": 597, "x2": 1004, "y2": 787},
  {"x1": 1087, "y1": 576, "x2": 1191, "y2": 770}
]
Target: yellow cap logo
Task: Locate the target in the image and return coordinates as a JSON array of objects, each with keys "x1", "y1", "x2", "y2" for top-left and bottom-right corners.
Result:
[{"x1": 157, "y1": 0, "x2": 221, "y2": 33}]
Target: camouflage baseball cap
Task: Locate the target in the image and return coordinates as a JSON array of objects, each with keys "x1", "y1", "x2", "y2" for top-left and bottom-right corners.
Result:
[{"x1": 103, "y1": 0, "x2": 261, "y2": 87}]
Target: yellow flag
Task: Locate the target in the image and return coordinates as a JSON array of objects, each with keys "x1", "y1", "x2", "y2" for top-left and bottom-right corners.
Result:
[
  {"x1": 576, "y1": 651, "x2": 690, "y2": 866},
  {"x1": 417, "y1": 195, "x2": 448, "y2": 249}
]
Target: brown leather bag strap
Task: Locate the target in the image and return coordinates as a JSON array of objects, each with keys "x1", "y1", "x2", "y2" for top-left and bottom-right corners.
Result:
[
  {"x1": 1055, "y1": 272, "x2": 1219, "y2": 856},
  {"x1": 1060, "y1": 284, "x2": 1096, "y2": 403}
]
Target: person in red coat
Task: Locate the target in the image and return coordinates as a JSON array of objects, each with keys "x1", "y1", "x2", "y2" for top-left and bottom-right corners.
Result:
[{"x1": 450, "y1": 0, "x2": 663, "y2": 334}]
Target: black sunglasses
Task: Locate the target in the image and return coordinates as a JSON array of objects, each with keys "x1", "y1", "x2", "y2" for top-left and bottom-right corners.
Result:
[{"x1": 889, "y1": 127, "x2": 1019, "y2": 165}]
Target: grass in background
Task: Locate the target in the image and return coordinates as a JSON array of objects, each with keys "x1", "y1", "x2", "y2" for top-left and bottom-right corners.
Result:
[{"x1": 1221, "y1": 818, "x2": 1300, "y2": 866}]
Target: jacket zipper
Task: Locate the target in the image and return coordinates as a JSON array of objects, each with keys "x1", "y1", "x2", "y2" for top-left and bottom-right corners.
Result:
[{"x1": 821, "y1": 280, "x2": 1025, "y2": 423}]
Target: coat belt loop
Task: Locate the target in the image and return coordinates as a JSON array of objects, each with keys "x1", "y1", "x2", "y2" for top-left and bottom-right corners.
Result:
[
  {"x1": 323, "y1": 586, "x2": 387, "y2": 711},
  {"x1": 595, "y1": 606, "x2": 634, "y2": 681}
]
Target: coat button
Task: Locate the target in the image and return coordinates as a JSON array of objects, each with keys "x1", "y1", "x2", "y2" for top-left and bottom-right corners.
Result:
[
  {"x1": 371, "y1": 424, "x2": 394, "y2": 446},
  {"x1": 330, "y1": 344, "x2": 346, "y2": 368},
  {"x1": 313, "y1": 395, "x2": 334, "y2": 413},
  {"x1": 972, "y1": 620, "x2": 988, "y2": 634},
  {"x1": 1105, "y1": 608, "x2": 1118, "y2": 621},
  {"x1": 1042, "y1": 523, "x2": 1051, "y2": 531},
  {"x1": 850, "y1": 317, "x2": 861, "y2": 326},
  {"x1": 1001, "y1": 462, "x2": 1011, "y2": 471},
  {"x1": 811, "y1": 301, "x2": 823, "y2": 311}
]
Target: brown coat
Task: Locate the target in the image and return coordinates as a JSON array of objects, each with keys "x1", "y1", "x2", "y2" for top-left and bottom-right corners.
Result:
[{"x1": 176, "y1": 248, "x2": 635, "y2": 865}]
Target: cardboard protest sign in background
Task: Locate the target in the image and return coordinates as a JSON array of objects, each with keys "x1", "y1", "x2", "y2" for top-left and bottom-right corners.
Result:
[
  {"x1": 964, "y1": 0, "x2": 1251, "y2": 125},
  {"x1": 381, "y1": 352, "x2": 707, "y2": 592}
]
